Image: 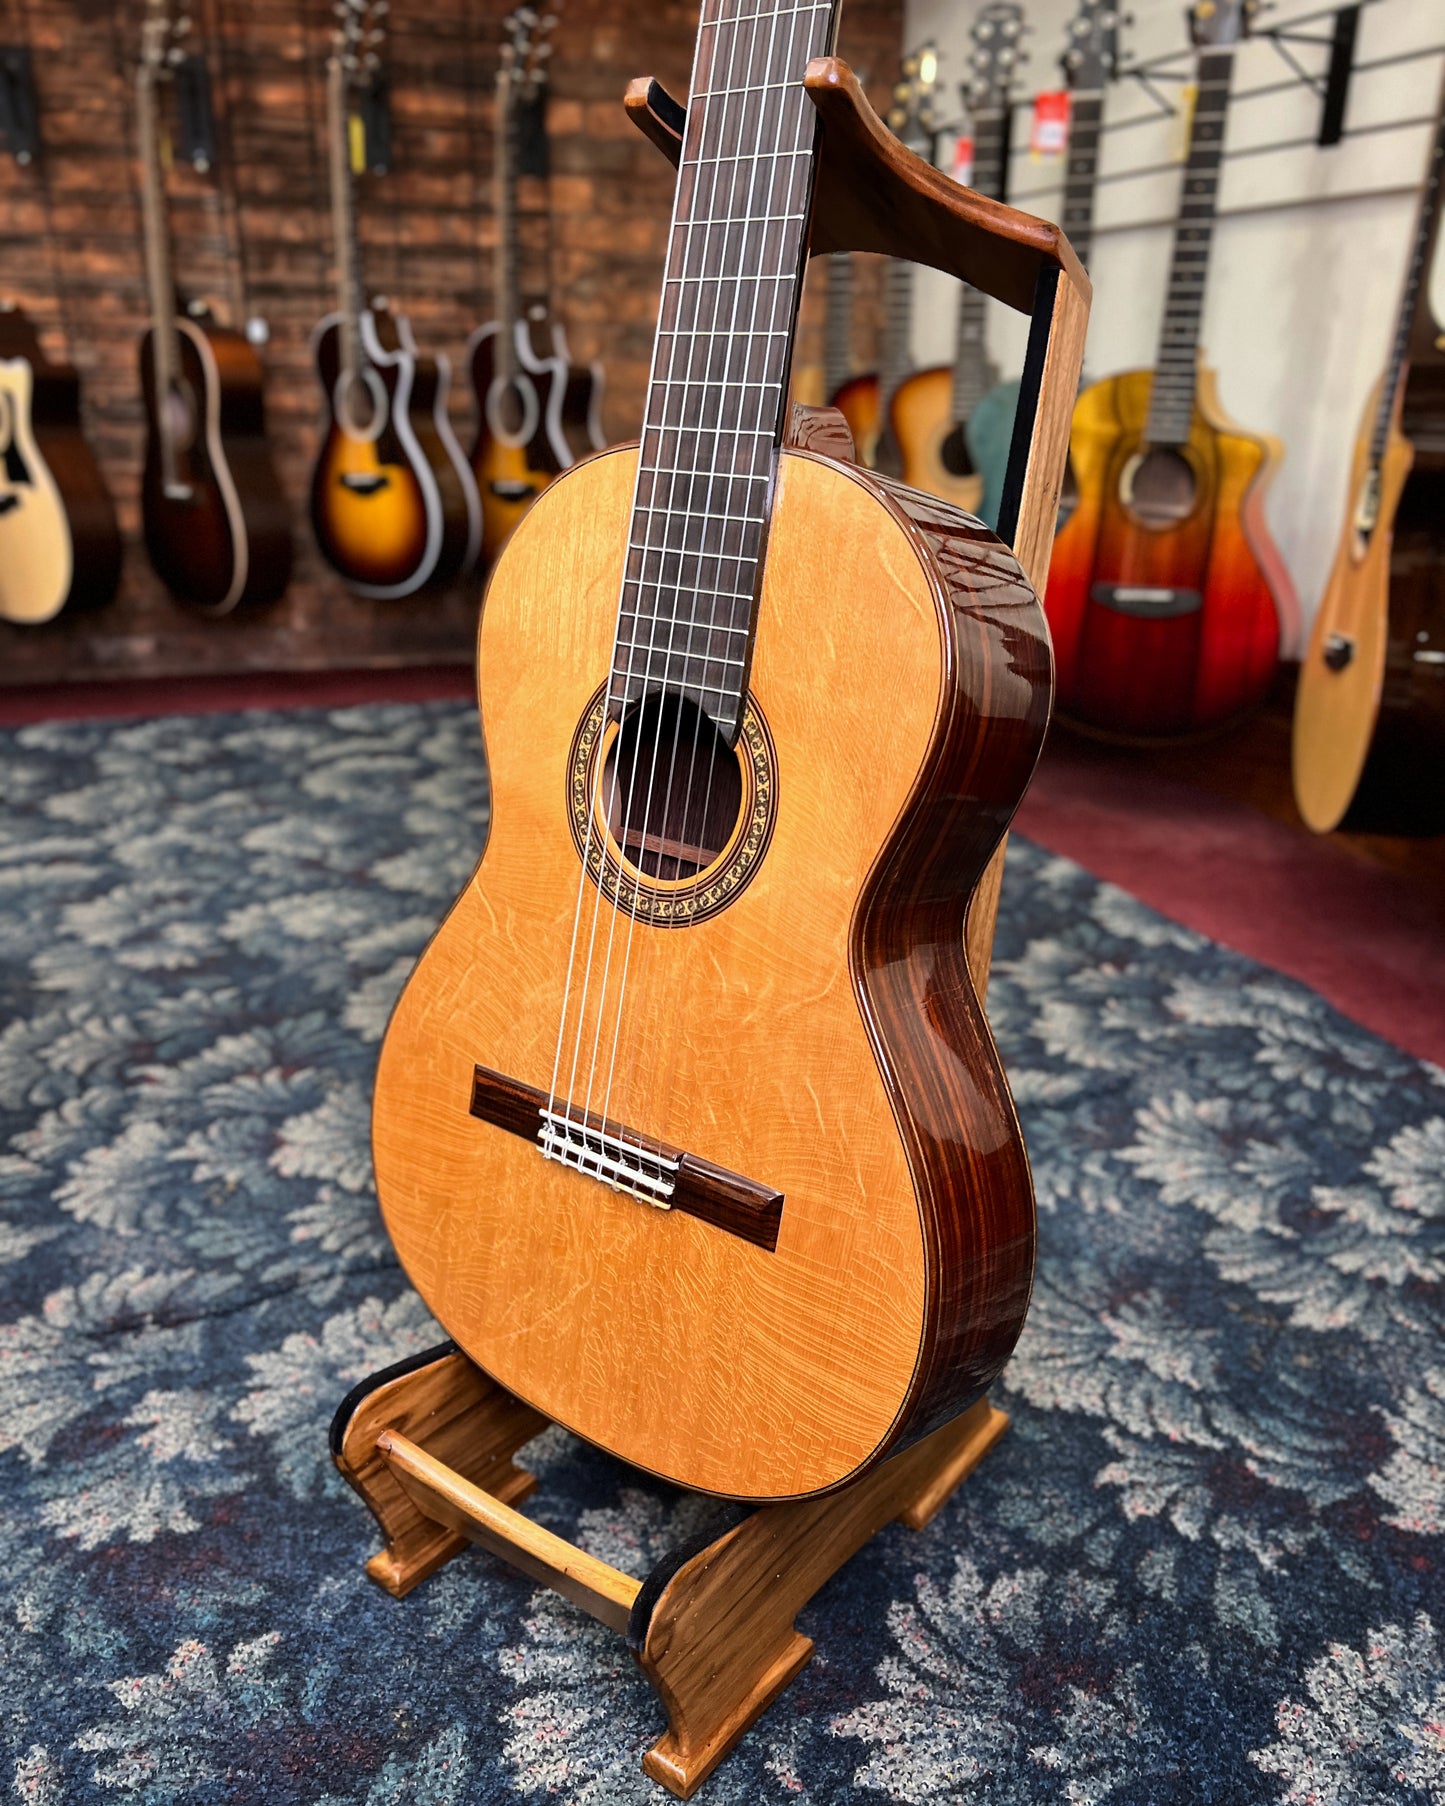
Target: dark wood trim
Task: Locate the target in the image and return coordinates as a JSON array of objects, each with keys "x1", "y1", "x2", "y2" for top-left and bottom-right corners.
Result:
[
  {"x1": 829, "y1": 458, "x2": 1051, "y2": 1453},
  {"x1": 469, "y1": 1065, "x2": 785, "y2": 1254}
]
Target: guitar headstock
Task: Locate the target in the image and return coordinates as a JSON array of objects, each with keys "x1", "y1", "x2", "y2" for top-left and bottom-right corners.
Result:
[
  {"x1": 963, "y1": 1, "x2": 1028, "y2": 114},
  {"x1": 140, "y1": 0, "x2": 192, "y2": 82},
  {"x1": 500, "y1": 5, "x2": 557, "y2": 105},
  {"x1": 886, "y1": 43, "x2": 943, "y2": 156},
  {"x1": 331, "y1": 0, "x2": 388, "y2": 87},
  {"x1": 1062, "y1": 0, "x2": 1123, "y2": 92},
  {"x1": 1188, "y1": 0, "x2": 1258, "y2": 50}
]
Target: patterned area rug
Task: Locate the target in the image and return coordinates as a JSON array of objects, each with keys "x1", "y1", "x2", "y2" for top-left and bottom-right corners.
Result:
[{"x1": 1, "y1": 702, "x2": 1441, "y2": 1806}]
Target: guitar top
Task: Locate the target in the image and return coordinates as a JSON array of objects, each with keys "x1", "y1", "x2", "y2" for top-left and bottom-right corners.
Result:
[{"x1": 370, "y1": 0, "x2": 1055, "y2": 1502}]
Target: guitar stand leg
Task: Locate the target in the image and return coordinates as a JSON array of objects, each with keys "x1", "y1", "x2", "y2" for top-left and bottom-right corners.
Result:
[{"x1": 332, "y1": 1349, "x2": 1008, "y2": 1798}]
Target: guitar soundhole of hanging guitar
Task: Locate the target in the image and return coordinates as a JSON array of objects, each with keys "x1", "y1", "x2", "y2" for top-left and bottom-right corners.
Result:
[
  {"x1": 939, "y1": 422, "x2": 978, "y2": 480},
  {"x1": 603, "y1": 691, "x2": 744, "y2": 881},
  {"x1": 1121, "y1": 447, "x2": 1198, "y2": 529}
]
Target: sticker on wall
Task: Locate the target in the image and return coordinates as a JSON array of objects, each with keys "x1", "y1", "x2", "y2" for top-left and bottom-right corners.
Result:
[{"x1": 952, "y1": 132, "x2": 974, "y2": 186}]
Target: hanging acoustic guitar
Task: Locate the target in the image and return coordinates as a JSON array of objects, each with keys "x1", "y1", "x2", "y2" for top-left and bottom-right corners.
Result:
[
  {"x1": 372, "y1": 0, "x2": 1056, "y2": 1503},
  {"x1": 889, "y1": 1, "x2": 1026, "y2": 526},
  {"x1": 1044, "y1": 0, "x2": 1299, "y2": 738},
  {"x1": 827, "y1": 44, "x2": 942, "y2": 470},
  {"x1": 1292, "y1": 68, "x2": 1445, "y2": 836},
  {"x1": 469, "y1": 5, "x2": 603, "y2": 570},
  {"x1": 310, "y1": 0, "x2": 480, "y2": 597},
  {"x1": 0, "y1": 302, "x2": 121, "y2": 625},
  {"x1": 135, "y1": 0, "x2": 291, "y2": 615}
]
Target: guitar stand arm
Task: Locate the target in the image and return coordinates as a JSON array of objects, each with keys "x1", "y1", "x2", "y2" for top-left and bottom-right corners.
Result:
[{"x1": 333, "y1": 1346, "x2": 1008, "y2": 1800}]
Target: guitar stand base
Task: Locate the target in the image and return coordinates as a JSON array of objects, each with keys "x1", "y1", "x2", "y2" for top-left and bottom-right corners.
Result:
[{"x1": 331, "y1": 1346, "x2": 1008, "y2": 1799}]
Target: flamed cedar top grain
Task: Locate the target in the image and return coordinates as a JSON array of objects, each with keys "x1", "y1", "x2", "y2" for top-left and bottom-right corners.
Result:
[{"x1": 0, "y1": 0, "x2": 903, "y2": 686}]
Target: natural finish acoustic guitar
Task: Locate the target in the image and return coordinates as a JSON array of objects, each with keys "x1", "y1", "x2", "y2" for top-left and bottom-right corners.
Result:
[
  {"x1": 372, "y1": 0, "x2": 1060, "y2": 1503},
  {"x1": 310, "y1": 0, "x2": 480, "y2": 598},
  {"x1": 1046, "y1": 0, "x2": 1299, "y2": 738},
  {"x1": 889, "y1": 2, "x2": 1026, "y2": 526},
  {"x1": 469, "y1": 5, "x2": 603, "y2": 570},
  {"x1": 1292, "y1": 71, "x2": 1445, "y2": 836},
  {"x1": 135, "y1": 0, "x2": 291, "y2": 616},
  {"x1": 0, "y1": 303, "x2": 121, "y2": 626}
]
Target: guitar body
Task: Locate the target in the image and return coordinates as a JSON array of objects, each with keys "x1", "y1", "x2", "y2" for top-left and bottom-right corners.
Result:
[
  {"x1": 0, "y1": 311, "x2": 121, "y2": 626},
  {"x1": 372, "y1": 444, "x2": 1051, "y2": 1503},
  {"x1": 1046, "y1": 364, "x2": 1293, "y2": 737},
  {"x1": 141, "y1": 312, "x2": 292, "y2": 615},
  {"x1": 828, "y1": 371, "x2": 881, "y2": 468},
  {"x1": 890, "y1": 366, "x2": 1021, "y2": 525},
  {"x1": 468, "y1": 319, "x2": 569, "y2": 568},
  {"x1": 1293, "y1": 377, "x2": 1445, "y2": 834},
  {"x1": 311, "y1": 308, "x2": 477, "y2": 598}
]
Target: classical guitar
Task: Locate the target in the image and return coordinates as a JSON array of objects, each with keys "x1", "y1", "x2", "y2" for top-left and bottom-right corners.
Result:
[
  {"x1": 828, "y1": 45, "x2": 941, "y2": 470},
  {"x1": 372, "y1": 0, "x2": 1054, "y2": 1504},
  {"x1": 1045, "y1": 0, "x2": 1299, "y2": 738},
  {"x1": 469, "y1": 6, "x2": 602, "y2": 569},
  {"x1": 311, "y1": 0, "x2": 480, "y2": 598},
  {"x1": 136, "y1": 0, "x2": 291, "y2": 616},
  {"x1": 1293, "y1": 71, "x2": 1445, "y2": 835},
  {"x1": 0, "y1": 302, "x2": 121, "y2": 626},
  {"x1": 889, "y1": 3, "x2": 1025, "y2": 523}
]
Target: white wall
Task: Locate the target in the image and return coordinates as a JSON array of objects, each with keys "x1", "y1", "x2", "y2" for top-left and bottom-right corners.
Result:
[{"x1": 902, "y1": 0, "x2": 1444, "y2": 632}]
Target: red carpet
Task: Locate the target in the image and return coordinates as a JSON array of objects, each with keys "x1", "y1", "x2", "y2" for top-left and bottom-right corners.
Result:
[{"x1": 1016, "y1": 743, "x2": 1445, "y2": 1070}]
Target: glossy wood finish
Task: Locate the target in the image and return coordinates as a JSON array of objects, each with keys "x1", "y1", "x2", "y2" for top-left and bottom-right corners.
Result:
[
  {"x1": 468, "y1": 322, "x2": 564, "y2": 569},
  {"x1": 829, "y1": 370, "x2": 881, "y2": 468},
  {"x1": 310, "y1": 308, "x2": 473, "y2": 599},
  {"x1": 1046, "y1": 364, "x2": 1293, "y2": 737},
  {"x1": 372, "y1": 444, "x2": 1049, "y2": 1501},
  {"x1": 1294, "y1": 375, "x2": 1445, "y2": 835},
  {"x1": 888, "y1": 364, "x2": 985, "y2": 516},
  {"x1": 626, "y1": 58, "x2": 1088, "y2": 308},
  {"x1": 333, "y1": 1345, "x2": 1007, "y2": 1800},
  {"x1": 140, "y1": 312, "x2": 292, "y2": 615},
  {"x1": 0, "y1": 307, "x2": 120, "y2": 624}
]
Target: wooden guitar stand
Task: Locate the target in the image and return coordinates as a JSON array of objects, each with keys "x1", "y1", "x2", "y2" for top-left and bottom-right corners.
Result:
[{"x1": 332, "y1": 59, "x2": 1088, "y2": 1803}]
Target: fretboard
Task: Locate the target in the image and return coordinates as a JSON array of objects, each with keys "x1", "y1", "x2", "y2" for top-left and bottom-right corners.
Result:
[
  {"x1": 1370, "y1": 84, "x2": 1445, "y2": 465},
  {"x1": 494, "y1": 64, "x2": 520, "y2": 378},
  {"x1": 611, "y1": 0, "x2": 839, "y2": 745},
  {"x1": 1145, "y1": 50, "x2": 1233, "y2": 447},
  {"x1": 950, "y1": 106, "x2": 1008, "y2": 424},
  {"x1": 1060, "y1": 90, "x2": 1102, "y2": 272},
  {"x1": 326, "y1": 56, "x2": 367, "y2": 382},
  {"x1": 823, "y1": 250, "x2": 853, "y2": 398},
  {"x1": 872, "y1": 256, "x2": 914, "y2": 474},
  {"x1": 136, "y1": 59, "x2": 182, "y2": 484}
]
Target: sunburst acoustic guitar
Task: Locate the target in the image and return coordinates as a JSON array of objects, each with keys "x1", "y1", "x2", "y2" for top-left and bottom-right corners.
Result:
[
  {"x1": 469, "y1": 5, "x2": 603, "y2": 570},
  {"x1": 0, "y1": 302, "x2": 121, "y2": 626},
  {"x1": 135, "y1": 0, "x2": 291, "y2": 615},
  {"x1": 310, "y1": 0, "x2": 480, "y2": 598},
  {"x1": 1292, "y1": 70, "x2": 1445, "y2": 837},
  {"x1": 371, "y1": 0, "x2": 1063, "y2": 1502},
  {"x1": 1045, "y1": 0, "x2": 1300, "y2": 738},
  {"x1": 889, "y1": 2, "x2": 1026, "y2": 526}
]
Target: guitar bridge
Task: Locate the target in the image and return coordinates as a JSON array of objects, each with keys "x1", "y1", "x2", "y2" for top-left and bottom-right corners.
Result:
[
  {"x1": 339, "y1": 472, "x2": 390, "y2": 496},
  {"x1": 469, "y1": 1065, "x2": 783, "y2": 1251}
]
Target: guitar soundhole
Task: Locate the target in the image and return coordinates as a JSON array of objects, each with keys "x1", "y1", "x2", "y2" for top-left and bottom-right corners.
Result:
[
  {"x1": 603, "y1": 692, "x2": 744, "y2": 882},
  {"x1": 1122, "y1": 448, "x2": 1197, "y2": 528},
  {"x1": 939, "y1": 423, "x2": 977, "y2": 480}
]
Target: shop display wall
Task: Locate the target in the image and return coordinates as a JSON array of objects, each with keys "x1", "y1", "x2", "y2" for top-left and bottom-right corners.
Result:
[{"x1": 0, "y1": 0, "x2": 903, "y2": 686}]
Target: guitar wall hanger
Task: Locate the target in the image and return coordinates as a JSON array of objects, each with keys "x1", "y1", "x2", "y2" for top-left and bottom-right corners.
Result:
[{"x1": 0, "y1": 45, "x2": 39, "y2": 166}]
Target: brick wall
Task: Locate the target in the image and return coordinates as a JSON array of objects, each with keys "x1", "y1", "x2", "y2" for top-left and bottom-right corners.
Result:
[{"x1": 0, "y1": 0, "x2": 904, "y2": 686}]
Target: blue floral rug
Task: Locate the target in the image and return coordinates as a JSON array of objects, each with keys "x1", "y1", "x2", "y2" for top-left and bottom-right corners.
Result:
[{"x1": 1, "y1": 702, "x2": 1441, "y2": 1805}]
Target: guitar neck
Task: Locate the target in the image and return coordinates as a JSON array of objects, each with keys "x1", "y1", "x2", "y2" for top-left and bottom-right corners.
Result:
[
  {"x1": 1060, "y1": 89, "x2": 1102, "y2": 273},
  {"x1": 495, "y1": 65, "x2": 520, "y2": 376},
  {"x1": 951, "y1": 106, "x2": 1008, "y2": 422},
  {"x1": 823, "y1": 251, "x2": 853, "y2": 398},
  {"x1": 136, "y1": 60, "x2": 182, "y2": 469},
  {"x1": 616, "y1": 0, "x2": 840, "y2": 747},
  {"x1": 1146, "y1": 49, "x2": 1233, "y2": 446},
  {"x1": 326, "y1": 55, "x2": 366, "y2": 382},
  {"x1": 1371, "y1": 74, "x2": 1445, "y2": 463},
  {"x1": 879, "y1": 257, "x2": 914, "y2": 412}
]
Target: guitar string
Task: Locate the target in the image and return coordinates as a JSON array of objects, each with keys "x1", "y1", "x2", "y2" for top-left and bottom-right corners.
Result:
[
  {"x1": 598, "y1": 0, "x2": 812, "y2": 1156},
  {"x1": 557, "y1": 0, "x2": 809, "y2": 1170},
  {"x1": 572, "y1": 0, "x2": 764, "y2": 1155},
  {"x1": 545, "y1": 0, "x2": 734, "y2": 1153},
  {"x1": 622, "y1": 0, "x2": 830, "y2": 1157}
]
